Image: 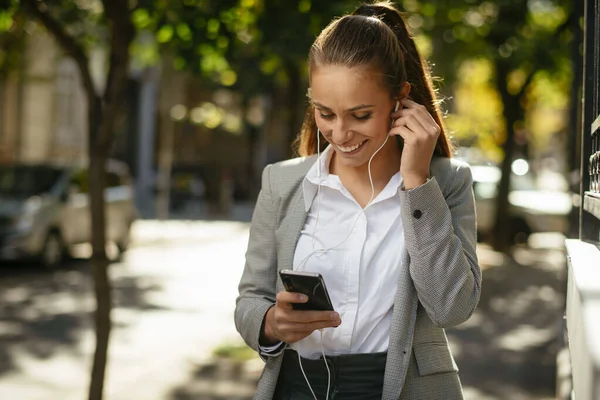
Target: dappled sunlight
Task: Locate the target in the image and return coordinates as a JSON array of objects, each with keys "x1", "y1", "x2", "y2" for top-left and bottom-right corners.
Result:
[
  {"x1": 447, "y1": 243, "x2": 566, "y2": 399},
  {"x1": 0, "y1": 252, "x2": 169, "y2": 398},
  {"x1": 494, "y1": 324, "x2": 558, "y2": 352},
  {"x1": 169, "y1": 356, "x2": 261, "y2": 400}
]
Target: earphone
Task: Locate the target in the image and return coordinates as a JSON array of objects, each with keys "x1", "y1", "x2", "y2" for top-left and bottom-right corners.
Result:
[{"x1": 295, "y1": 99, "x2": 401, "y2": 400}]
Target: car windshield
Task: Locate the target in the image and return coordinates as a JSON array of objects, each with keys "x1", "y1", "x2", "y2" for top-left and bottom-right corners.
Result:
[{"x1": 0, "y1": 166, "x2": 63, "y2": 197}]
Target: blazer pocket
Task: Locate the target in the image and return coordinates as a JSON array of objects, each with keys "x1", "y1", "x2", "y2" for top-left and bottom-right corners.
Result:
[{"x1": 413, "y1": 342, "x2": 459, "y2": 376}]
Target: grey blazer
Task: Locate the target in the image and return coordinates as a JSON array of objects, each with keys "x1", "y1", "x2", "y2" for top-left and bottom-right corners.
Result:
[{"x1": 235, "y1": 155, "x2": 481, "y2": 400}]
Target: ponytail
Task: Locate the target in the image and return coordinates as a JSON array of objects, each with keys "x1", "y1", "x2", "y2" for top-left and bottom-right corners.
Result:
[{"x1": 353, "y1": 2, "x2": 452, "y2": 158}]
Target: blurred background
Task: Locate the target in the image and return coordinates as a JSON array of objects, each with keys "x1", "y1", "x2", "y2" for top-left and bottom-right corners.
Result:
[{"x1": 0, "y1": 0, "x2": 593, "y2": 399}]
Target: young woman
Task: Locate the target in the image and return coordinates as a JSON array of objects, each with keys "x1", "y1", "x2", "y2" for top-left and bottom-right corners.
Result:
[{"x1": 235, "y1": 2, "x2": 481, "y2": 399}]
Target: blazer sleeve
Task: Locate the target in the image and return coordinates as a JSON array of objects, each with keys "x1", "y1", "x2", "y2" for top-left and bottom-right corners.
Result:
[
  {"x1": 234, "y1": 164, "x2": 280, "y2": 354},
  {"x1": 399, "y1": 162, "x2": 481, "y2": 328}
]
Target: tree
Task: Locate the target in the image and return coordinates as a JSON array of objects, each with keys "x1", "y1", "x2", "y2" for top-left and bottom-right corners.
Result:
[
  {"x1": 1, "y1": 1, "x2": 135, "y2": 399},
  {"x1": 132, "y1": 0, "x2": 356, "y2": 197},
  {"x1": 418, "y1": 0, "x2": 575, "y2": 251}
]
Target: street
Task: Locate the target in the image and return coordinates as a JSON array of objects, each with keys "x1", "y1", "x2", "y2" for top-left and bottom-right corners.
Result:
[{"x1": 0, "y1": 221, "x2": 566, "y2": 400}]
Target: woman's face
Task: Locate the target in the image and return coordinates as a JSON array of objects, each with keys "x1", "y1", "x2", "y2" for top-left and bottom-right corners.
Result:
[{"x1": 310, "y1": 65, "x2": 397, "y2": 169}]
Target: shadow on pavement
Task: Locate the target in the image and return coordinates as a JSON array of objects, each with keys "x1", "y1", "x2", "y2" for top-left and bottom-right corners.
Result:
[
  {"x1": 0, "y1": 257, "x2": 166, "y2": 379},
  {"x1": 447, "y1": 245, "x2": 566, "y2": 399},
  {"x1": 169, "y1": 356, "x2": 261, "y2": 400}
]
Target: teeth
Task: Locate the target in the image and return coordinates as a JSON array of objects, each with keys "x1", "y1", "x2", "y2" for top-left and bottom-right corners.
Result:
[{"x1": 337, "y1": 141, "x2": 365, "y2": 153}]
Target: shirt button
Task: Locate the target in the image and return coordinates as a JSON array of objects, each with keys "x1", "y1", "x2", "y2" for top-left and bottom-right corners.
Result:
[{"x1": 413, "y1": 210, "x2": 423, "y2": 219}]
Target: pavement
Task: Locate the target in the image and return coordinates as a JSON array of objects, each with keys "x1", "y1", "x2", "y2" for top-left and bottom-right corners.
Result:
[{"x1": 0, "y1": 218, "x2": 567, "y2": 400}]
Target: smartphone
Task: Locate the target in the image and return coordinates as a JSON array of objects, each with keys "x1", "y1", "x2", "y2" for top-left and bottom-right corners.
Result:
[{"x1": 279, "y1": 269, "x2": 334, "y2": 311}]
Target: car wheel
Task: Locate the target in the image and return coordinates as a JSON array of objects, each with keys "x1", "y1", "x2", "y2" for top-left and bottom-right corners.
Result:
[{"x1": 41, "y1": 231, "x2": 65, "y2": 269}]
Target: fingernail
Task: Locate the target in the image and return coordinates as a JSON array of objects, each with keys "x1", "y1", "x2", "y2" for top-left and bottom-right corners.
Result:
[
  {"x1": 330, "y1": 312, "x2": 339, "y2": 320},
  {"x1": 299, "y1": 294, "x2": 308, "y2": 302}
]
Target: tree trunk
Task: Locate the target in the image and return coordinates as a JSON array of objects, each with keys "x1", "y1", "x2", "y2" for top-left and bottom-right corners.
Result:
[
  {"x1": 86, "y1": 4, "x2": 134, "y2": 399},
  {"x1": 491, "y1": 61, "x2": 523, "y2": 252},
  {"x1": 243, "y1": 95, "x2": 260, "y2": 197},
  {"x1": 87, "y1": 97, "x2": 111, "y2": 400},
  {"x1": 284, "y1": 62, "x2": 302, "y2": 158}
]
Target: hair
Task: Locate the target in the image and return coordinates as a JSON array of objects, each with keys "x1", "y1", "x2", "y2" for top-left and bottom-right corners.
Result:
[{"x1": 293, "y1": 1, "x2": 453, "y2": 158}]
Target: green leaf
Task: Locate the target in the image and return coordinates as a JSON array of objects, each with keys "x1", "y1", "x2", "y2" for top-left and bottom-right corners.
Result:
[
  {"x1": 157, "y1": 24, "x2": 174, "y2": 43},
  {"x1": 176, "y1": 23, "x2": 192, "y2": 41},
  {"x1": 132, "y1": 8, "x2": 152, "y2": 30},
  {"x1": 0, "y1": 11, "x2": 12, "y2": 31}
]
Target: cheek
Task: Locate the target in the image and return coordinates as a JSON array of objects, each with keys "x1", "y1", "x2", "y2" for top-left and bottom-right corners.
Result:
[{"x1": 362, "y1": 117, "x2": 390, "y2": 137}]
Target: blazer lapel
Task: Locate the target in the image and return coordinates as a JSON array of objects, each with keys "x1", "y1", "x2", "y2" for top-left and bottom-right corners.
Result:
[{"x1": 278, "y1": 185, "x2": 308, "y2": 273}]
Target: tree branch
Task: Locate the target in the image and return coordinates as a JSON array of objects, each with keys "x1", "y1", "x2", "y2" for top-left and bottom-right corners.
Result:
[
  {"x1": 101, "y1": 0, "x2": 135, "y2": 103},
  {"x1": 20, "y1": 0, "x2": 97, "y2": 99},
  {"x1": 515, "y1": 10, "x2": 576, "y2": 100},
  {"x1": 95, "y1": 0, "x2": 135, "y2": 151}
]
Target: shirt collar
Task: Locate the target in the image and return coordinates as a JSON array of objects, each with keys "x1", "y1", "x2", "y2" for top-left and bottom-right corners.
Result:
[
  {"x1": 302, "y1": 145, "x2": 403, "y2": 212},
  {"x1": 303, "y1": 145, "x2": 334, "y2": 212}
]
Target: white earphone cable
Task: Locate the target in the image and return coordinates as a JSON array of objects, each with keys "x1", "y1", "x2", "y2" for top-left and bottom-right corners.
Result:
[{"x1": 297, "y1": 331, "x2": 331, "y2": 400}]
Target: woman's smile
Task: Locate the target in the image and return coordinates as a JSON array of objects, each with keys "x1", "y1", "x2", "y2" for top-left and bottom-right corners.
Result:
[{"x1": 335, "y1": 139, "x2": 368, "y2": 155}]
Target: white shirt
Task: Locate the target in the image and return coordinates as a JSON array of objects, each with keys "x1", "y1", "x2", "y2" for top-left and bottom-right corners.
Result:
[{"x1": 290, "y1": 145, "x2": 405, "y2": 359}]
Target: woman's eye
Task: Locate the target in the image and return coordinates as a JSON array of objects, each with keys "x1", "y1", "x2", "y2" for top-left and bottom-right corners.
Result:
[
  {"x1": 354, "y1": 114, "x2": 372, "y2": 121},
  {"x1": 319, "y1": 113, "x2": 335, "y2": 120}
]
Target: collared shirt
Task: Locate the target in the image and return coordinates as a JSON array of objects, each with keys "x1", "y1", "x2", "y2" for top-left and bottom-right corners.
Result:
[{"x1": 287, "y1": 145, "x2": 405, "y2": 359}]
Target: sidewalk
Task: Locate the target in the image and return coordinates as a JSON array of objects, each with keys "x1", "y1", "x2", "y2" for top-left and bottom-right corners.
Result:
[
  {"x1": 448, "y1": 235, "x2": 566, "y2": 400},
  {"x1": 0, "y1": 220, "x2": 252, "y2": 400},
  {"x1": 0, "y1": 222, "x2": 566, "y2": 399}
]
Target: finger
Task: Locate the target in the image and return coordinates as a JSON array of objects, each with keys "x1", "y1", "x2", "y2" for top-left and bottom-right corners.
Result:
[
  {"x1": 276, "y1": 291, "x2": 308, "y2": 308},
  {"x1": 397, "y1": 111, "x2": 439, "y2": 137},
  {"x1": 286, "y1": 310, "x2": 340, "y2": 324},
  {"x1": 392, "y1": 115, "x2": 428, "y2": 136},
  {"x1": 389, "y1": 126, "x2": 414, "y2": 141},
  {"x1": 279, "y1": 319, "x2": 342, "y2": 334},
  {"x1": 400, "y1": 98, "x2": 422, "y2": 109},
  {"x1": 399, "y1": 102, "x2": 439, "y2": 134}
]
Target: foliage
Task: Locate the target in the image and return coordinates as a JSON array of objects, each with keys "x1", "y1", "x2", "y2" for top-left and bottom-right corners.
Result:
[
  {"x1": 417, "y1": 0, "x2": 575, "y2": 159},
  {"x1": 131, "y1": 0, "x2": 354, "y2": 95}
]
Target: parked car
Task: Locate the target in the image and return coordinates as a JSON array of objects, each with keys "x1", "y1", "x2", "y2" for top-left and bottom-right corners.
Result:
[
  {"x1": 0, "y1": 161, "x2": 137, "y2": 267},
  {"x1": 470, "y1": 163, "x2": 572, "y2": 243}
]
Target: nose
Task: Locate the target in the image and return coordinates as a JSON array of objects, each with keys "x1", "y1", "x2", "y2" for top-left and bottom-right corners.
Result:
[{"x1": 330, "y1": 120, "x2": 352, "y2": 144}]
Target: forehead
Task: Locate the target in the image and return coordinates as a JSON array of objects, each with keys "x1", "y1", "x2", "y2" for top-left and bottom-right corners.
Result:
[{"x1": 310, "y1": 65, "x2": 389, "y2": 105}]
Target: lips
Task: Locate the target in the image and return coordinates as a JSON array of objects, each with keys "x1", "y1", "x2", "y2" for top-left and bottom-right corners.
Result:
[{"x1": 337, "y1": 140, "x2": 367, "y2": 153}]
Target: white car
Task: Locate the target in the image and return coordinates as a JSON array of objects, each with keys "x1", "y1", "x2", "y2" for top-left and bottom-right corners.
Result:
[
  {"x1": 470, "y1": 163, "x2": 572, "y2": 243},
  {"x1": 0, "y1": 161, "x2": 138, "y2": 267}
]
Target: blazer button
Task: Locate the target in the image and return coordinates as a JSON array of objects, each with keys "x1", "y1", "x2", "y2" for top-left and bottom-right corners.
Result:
[{"x1": 413, "y1": 210, "x2": 423, "y2": 219}]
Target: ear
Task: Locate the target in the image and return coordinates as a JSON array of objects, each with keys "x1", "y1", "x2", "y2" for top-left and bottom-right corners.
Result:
[{"x1": 398, "y1": 82, "x2": 411, "y2": 99}]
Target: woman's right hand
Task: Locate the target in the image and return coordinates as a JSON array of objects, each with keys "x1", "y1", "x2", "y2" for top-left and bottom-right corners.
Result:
[{"x1": 261, "y1": 291, "x2": 342, "y2": 345}]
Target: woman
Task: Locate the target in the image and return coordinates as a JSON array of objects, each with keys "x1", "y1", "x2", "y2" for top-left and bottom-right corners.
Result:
[{"x1": 235, "y1": 2, "x2": 481, "y2": 399}]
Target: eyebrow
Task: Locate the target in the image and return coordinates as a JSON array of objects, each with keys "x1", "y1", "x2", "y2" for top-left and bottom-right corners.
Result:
[{"x1": 313, "y1": 102, "x2": 375, "y2": 112}]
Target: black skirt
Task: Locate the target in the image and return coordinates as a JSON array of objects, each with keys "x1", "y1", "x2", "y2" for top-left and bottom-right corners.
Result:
[{"x1": 273, "y1": 349, "x2": 387, "y2": 400}]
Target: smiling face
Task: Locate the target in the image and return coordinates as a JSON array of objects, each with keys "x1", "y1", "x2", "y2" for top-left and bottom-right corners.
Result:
[{"x1": 310, "y1": 65, "x2": 399, "y2": 170}]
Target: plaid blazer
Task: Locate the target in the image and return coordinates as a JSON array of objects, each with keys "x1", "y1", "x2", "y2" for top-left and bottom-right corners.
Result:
[{"x1": 235, "y1": 155, "x2": 481, "y2": 400}]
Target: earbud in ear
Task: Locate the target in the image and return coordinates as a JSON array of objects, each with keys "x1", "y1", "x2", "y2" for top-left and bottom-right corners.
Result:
[{"x1": 395, "y1": 100, "x2": 400, "y2": 112}]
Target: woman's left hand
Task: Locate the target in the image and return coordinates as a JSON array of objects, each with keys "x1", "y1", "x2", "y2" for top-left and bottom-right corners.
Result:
[{"x1": 389, "y1": 98, "x2": 440, "y2": 189}]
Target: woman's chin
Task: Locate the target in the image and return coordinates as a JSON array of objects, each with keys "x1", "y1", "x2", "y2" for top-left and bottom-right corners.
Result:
[{"x1": 332, "y1": 150, "x2": 372, "y2": 170}]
